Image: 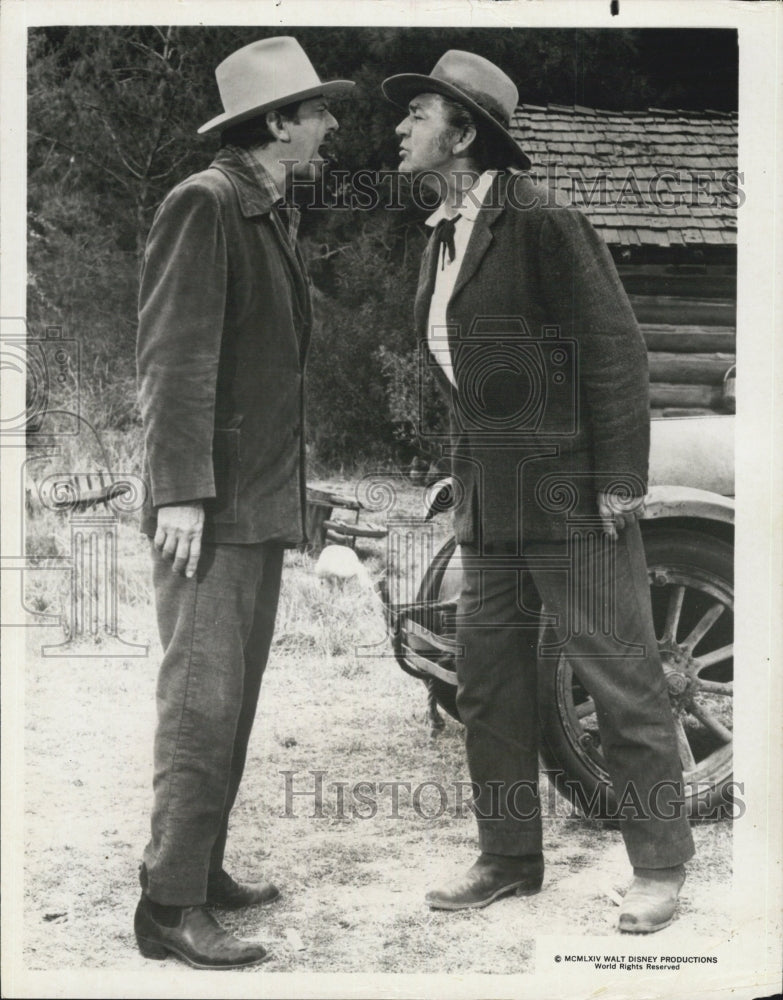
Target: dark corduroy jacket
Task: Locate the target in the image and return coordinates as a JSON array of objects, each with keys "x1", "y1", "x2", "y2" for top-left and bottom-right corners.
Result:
[
  {"x1": 137, "y1": 147, "x2": 312, "y2": 545},
  {"x1": 415, "y1": 171, "x2": 650, "y2": 546}
]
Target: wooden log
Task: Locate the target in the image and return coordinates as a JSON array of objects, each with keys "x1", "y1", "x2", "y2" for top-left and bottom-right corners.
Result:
[
  {"x1": 617, "y1": 264, "x2": 736, "y2": 278},
  {"x1": 323, "y1": 518, "x2": 387, "y2": 539},
  {"x1": 651, "y1": 407, "x2": 719, "y2": 419},
  {"x1": 618, "y1": 270, "x2": 736, "y2": 299},
  {"x1": 649, "y1": 383, "x2": 723, "y2": 409},
  {"x1": 648, "y1": 352, "x2": 735, "y2": 384},
  {"x1": 629, "y1": 295, "x2": 735, "y2": 327},
  {"x1": 641, "y1": 324, "x2": 736, "y2": 353}
]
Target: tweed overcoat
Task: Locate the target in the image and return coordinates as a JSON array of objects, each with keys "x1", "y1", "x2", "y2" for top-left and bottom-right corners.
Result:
[
  {"x1": 415, "y1": 171, "x2": 650, "y2": 545},
  {"x1": 137, "y1": 147, "x2": 312, "y2": 545}
]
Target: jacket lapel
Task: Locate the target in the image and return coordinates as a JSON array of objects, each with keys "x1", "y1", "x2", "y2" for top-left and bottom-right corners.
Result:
[
  {"x1": 414, "y1": 229, "x2": 441, "y2": 339},
  {"x1": 414, "y1": 172, "x2": 510, "y2": 339},
  {"x1": 450, "y1": 173, "x2": 507, "y2": 303}
]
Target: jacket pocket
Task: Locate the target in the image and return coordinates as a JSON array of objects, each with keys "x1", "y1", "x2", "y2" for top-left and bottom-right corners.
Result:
[{"x1": 207, "y1": 426, "x2": 241, "y2": 524}]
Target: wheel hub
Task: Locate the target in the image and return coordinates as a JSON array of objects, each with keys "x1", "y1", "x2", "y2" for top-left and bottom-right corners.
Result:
[
  {"x1": 660, "y1": 645, "x2": 698, "y2": 708},
  {"x1": 666, "y1": 671, "x2": 689, "y2": 696}
]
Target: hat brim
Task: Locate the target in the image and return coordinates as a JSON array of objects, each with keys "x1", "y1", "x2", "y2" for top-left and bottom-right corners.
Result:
[
  {"x1": 382, "y1": 73, "x2": 530, "y2": 170},
  {"x1": 197, "y1": 79, "x2": 355, "y2": 136}
]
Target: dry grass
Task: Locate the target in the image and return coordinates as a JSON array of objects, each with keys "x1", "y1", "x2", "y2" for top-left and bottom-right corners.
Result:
[{"x1": 20, "y1": 468, "x2": 733, "y2": 974}]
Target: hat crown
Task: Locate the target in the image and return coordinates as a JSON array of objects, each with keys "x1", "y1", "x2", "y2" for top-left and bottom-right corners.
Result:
[
  {"x1": 198, "y1": 36, "x2": 353, "y2": 135},
  {"x1": 429, "y1": 50, "x2": 518, "y2": 125},
  {"x1": 215, "y1": 36, "x2": 321, "y2": 118}
]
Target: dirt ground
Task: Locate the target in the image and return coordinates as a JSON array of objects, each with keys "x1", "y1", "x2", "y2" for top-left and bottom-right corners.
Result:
[{"x1": 20, "y1": 478, "x2": 733, "y2": 976}]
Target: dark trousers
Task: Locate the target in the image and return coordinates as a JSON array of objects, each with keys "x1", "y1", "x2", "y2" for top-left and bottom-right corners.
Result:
[
  {"x1": 456, "y1": 521, "x2": 695, "y2": 869},
  {"x1": 142, "y1": 541, "x2": 284, "y2": 906}
]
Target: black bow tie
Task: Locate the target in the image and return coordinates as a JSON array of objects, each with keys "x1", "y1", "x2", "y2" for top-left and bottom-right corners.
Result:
[{"x1": 435, "y1": 214, "x2": 462, "y2": 270}]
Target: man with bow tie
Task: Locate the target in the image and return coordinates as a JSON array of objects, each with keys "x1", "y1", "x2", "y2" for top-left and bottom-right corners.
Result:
[{"x1": 383, "y1": 51, "x2": 695, "y2": 933}]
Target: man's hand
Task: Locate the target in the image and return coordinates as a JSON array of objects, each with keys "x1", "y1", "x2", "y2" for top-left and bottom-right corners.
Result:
[
  {"x1": 596, "y1": 490, "x2": 646, "y2": 541},
  {"x1": 154, "y1": 502, "x2": 205, "y2": 578}
]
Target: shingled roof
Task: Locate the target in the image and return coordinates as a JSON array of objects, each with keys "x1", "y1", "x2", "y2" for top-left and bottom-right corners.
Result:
[{"x1": 510, "y1": 105, "x2": 738, "y2": 249}]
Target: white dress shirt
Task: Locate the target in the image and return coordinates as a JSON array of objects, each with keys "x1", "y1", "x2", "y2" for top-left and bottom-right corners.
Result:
[{"x1": 425, "y1": 171, "x2": 497, "y2": 387}]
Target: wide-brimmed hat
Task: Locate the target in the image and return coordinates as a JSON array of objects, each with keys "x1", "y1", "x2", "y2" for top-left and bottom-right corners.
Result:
[
  {"x1": 382, "y1": 50, "x2": 530, "y2": 170},
  {"x1": 198, "y1": 36, "x2": 355, "y2": 136}
]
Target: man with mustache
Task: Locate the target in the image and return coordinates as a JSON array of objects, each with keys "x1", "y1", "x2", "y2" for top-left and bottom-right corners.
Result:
[
  {"x1": 135, "y1": 37, "x2": 353, "y2": 968},
  {"x1": 384, "y1": 50, "x2": 694, "y2": 933}
]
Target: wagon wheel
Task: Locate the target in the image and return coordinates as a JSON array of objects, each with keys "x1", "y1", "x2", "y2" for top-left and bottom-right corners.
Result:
[{"x1": 539, "y1": 529, "x2": 734, "y2": 820}]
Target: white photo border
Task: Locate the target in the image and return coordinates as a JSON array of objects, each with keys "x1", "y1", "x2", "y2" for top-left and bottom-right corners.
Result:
[{"x1": 2, "y1": 2, "x2": 781, "y2": 998}]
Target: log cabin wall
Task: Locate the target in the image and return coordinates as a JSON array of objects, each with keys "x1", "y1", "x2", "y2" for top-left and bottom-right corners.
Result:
[
  {"x1": 620, "y1": 260, "x2": 735, "y2": 416},
  {"x1": 511, "y1": 105, "x2": 738, "y2": 417}
]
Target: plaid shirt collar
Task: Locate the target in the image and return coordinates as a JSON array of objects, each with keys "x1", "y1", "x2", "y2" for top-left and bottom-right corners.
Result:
[{"x1": 211, "y1": 144, "x2": 301, "y2": 245}]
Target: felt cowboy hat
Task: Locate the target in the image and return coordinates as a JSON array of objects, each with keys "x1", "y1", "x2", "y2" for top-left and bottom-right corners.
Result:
[
  {"x1": 198, "y1": 36, "x2": 355, "y2": 136},
  {"x1": 382, "y1": 50, "x2": 530, "y2": 170}
]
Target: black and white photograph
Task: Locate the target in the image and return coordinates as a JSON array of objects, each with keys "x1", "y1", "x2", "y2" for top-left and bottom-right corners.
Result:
[{"x1": 1, "y1": 1, "x2": 780, "y2": 997}]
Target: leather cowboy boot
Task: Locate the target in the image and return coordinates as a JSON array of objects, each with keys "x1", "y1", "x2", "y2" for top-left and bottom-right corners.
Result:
[
  {"x1": 134, "y1": 894, "x2": 270, "y2": 969},
  {"x1": 426, "y1": 852, "x2": 544, "y2": 910},
  {"x1": 618, "y1": 864, "x2": 686, "y2": 933}
]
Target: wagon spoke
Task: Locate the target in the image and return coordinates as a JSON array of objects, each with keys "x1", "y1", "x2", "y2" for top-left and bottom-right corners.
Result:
[
  {"x1": 696, "y1": 679, "x2": 733, "y2": 696},
  {"x1": 661, "y1": 585, "x2": 685, "y2": 642},
  {"x1": 694, "y1": 644, "x2": 733, "y2": 671},
  {"x1": 681, "y1": 602, "x2": 725, "y2": 651},
  {"x1": 575, "y1": 697, "x2": 596, "y2": 719},
  {"x1": 689, "y1": 700, "x2": 732, "y2": 744},
  {"x1": 673, "y1": 716, "x2": 696, "y2": 772}
]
